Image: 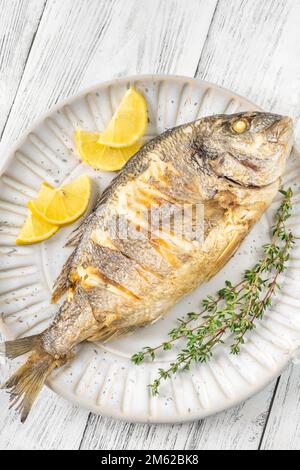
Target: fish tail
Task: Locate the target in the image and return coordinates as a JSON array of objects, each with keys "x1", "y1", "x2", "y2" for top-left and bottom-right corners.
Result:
[
  {"x1": 0, "y1": 334, "x2": 41, "y2": 359},
  {"x1": 1, "y1": 336, "x2": 62, "y2": 423}
]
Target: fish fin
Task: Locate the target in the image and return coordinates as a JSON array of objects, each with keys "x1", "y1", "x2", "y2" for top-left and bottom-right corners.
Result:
[
  {"x1": 1, "y1": 351, "x2": 57, "y2": 423},
  {"x1": 206, "y1": 232, "x2": 245, "y2": 281},
  {"x1": 87, "y1": 326, "x2": 138, "y2": 343},
  {"x1": 1, "y1": 334, "x2": 41, "y2": 359},
  {"x1": 51, "y1": 252, "x2": 75, "y2": 303},
  {"x1": 65, "y1": 229, "x2": 84, "y2": 247},
  {"x1": 65, "y1": 213, "x2": 93, "y2": 248},
  {"x1": 102, "y1": 327, "x2": 137, "y2": 343}
]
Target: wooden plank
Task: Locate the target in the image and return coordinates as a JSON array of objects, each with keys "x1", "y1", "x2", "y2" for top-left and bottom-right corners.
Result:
[
  {"x1": 80, "y1": 382, "x2": 276, "y2": 450},
  {"x1": 0, "y1": 326, "x2": 87, "y2": 450},
  {"x1": 80, "y1": 0, "x2": 300, "y2": 451},
  {"x1": 260, "y1": 364, "x2": 300, "y2": 450},
  {"x1": 1, "y1": 0, "x2": 298, "y2": 451},
  {"x1": 193, "y1": 0, "x2": 300, "y2": 450},
  {"x1": 0, "y1": 0, "x2": 47, "y2": 137},
  {"x1": 196, "y1": 0, "x2": 300, "y2": 140},
  {"x1": 1, "y1": 0, "x2": 218, "y2": 148},
  {"x1": 0, "y1": 0, "x2": 218, "y2": 450},
  {"x1": 0, "y1": 388, "x2": 89, "y2": 450}
]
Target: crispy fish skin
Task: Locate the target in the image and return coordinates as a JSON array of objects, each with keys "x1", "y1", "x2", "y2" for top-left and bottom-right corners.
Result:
[{"x1": 1, "y1": 111, "x2": 294, "y2": 421}]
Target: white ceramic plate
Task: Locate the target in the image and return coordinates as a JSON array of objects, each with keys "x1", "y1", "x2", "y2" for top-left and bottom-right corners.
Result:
[{"x1": 0, "y1": 75, "x2": 300, "y2": 423}]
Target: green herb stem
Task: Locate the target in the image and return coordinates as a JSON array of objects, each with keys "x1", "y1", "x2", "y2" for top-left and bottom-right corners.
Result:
[{"x1": 132, "y1": 188, "x2": 295, "y2": 395}]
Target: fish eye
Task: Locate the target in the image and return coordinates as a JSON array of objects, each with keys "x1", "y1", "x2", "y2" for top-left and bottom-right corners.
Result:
[{"x1": 231, "y1": 119, "x2": 249, "y2": 134}]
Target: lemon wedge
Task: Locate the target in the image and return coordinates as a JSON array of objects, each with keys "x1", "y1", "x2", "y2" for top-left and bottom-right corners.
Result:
[
  {"x1": 16, "y1": 213, "x2": 59, "y2": 245},
  {"x1": 98, "y1": 87, "x2": 148, "y2": 148},
  {"x1": 76, "y1": 129, "x2": 141, "y2": 171},
  {"x1": 28, "y1": 175, "x2": 91, "y2": 226}
]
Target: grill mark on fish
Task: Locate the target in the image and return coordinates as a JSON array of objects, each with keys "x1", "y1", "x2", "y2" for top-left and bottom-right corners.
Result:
[
  {"x1": 134, "y1": 265, "x2": 164, "y2": 283},
  {"x1": 149, "y1": 180, "x2": 196, "y2": 204},
  {"x1": 137, "y1": 185, "x2": 176, "y2": 206},
  {"x1": 147, "y1": 182, "x2": 185, "y2": 204},
  {"x1": 119, "y1": 215, "x2": 178, "y2": 266},
  {"x1": 122, "y1": 208, "x2": 193, "y2": 267},
  {"x1": 113, "y1": 239, "x2": 166, "y2": 279},
  {"x1": 78, "y1": 266, "x2": 141, "y2": 301},
  {"x1": 92, "y1": 228, "x2": 164, "y2": 281},
  {"x1": 149, "y1": 238, "x2": 179, "y2": 267},
  {"x1": 120, "y1": 249, "x2": 164, "y2": 280},
  {"x1": 131, "y1": 189, "x2": 162, "y2": 209},
  {"x1": 108, "y1": 228, "x2": 170, "y2": 275},
  {"x1": 88, "y1": 243, "x2": 147, "y2": 297},
  {"x1": 239, "y1": 159, "x2": 259, "y2": 171}
]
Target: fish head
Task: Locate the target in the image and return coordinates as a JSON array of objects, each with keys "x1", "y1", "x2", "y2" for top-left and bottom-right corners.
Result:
[{"x1": 196, "y1": 112, "x2": 294, "y2": 186}]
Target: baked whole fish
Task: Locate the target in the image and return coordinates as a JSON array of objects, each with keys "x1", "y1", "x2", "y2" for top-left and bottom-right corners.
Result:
[{"x1": 0, "y1": 111, "x2": 294, "y2": 421}]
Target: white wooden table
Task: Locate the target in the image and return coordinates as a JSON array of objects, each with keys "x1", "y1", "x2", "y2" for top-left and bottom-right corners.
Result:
[{"x1": 0, "y1": 0, "x2": 299, "y2": 450}]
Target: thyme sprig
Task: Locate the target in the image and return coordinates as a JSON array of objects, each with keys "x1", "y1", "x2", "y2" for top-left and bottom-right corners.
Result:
[{"x1": 132, "y1": 188, "x2": 295, "y2": 396}]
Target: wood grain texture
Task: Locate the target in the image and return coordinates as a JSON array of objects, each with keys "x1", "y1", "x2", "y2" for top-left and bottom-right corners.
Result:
[
  {"x1": 0, "y1": 331, "x2": 88, "y2": 450},
  {"x1": 1, "y1": 0, "x2": 218, "y2": 148},
  {"x1": 80, "y1": 0, "x2": 300, "y2": 450},
  {"x1": 0, "y1": 0, "x2": 299, "y2": 451},
  {"x1": 0, "y1": 0, "x2": 46, "y2": 137},
  {"x1": 260, "y1": 365, "x2": 300, "y2": 450},
  {"x1": 0, "y1": 389, "x2": 89, "y2": 450},
  {"x1": 0, "y1": 0, "x2": 218, "y2": 450},
  {"x1": 196, "y1": 0, "x2": 300, "y2": 450},
  {"x1": 80, "y1": 382, "x2": 276, "y2": 450},
  {"x1": 197, "y1": 0, "x2": 300, "y2": 142}
]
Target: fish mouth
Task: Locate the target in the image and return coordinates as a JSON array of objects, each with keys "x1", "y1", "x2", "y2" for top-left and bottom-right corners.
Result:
[{"x1": 268, "y1": 116, "x2": 294, "y2": 147}]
